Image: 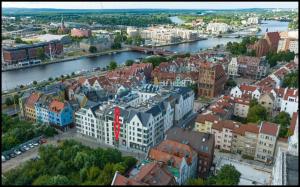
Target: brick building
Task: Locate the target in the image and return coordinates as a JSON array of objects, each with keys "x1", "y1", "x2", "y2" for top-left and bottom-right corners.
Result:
[
  {"x1": 198, "y1": 62, "x2": 227, "y2": 98},
  {"x1": 71, "y1": 28, "x2": 92, "y2": 38}
]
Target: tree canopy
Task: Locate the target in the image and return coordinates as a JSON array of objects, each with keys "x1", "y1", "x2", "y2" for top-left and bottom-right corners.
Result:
[
  {"x1": 266, "y1": 50, "x2": 295, "y2": 67},
  {"x1": 89, "y1": 46, "x2": 97, "y2": 53},
  {"x1": 109, "y1": 61, "x2": 118, "y2": 70},
  {"x1": 272, "y1": 112, "x2": 290, "y2": 138},
  {"x1": 247, "y1": 103, "x2": 267, "y2": 123},
  {"x1": 282, "y1": 70, "x2": 298, "y2": 88},
  {"x1": 2, "y1": 139, "x2": 137, "y2": 185}
]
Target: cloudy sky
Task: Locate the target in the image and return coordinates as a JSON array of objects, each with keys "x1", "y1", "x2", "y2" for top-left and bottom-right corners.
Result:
[{"x1": 2, "y1": 1, "x2": 298, "y2": 9}]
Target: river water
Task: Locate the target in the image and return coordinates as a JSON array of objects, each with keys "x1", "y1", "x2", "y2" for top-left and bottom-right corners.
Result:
[{"x1": 2, "y1": 21, "x2": 289, "y2": 91}]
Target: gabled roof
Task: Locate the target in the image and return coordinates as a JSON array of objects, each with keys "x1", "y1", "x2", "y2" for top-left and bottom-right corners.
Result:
[
  {"x1": 195, "y1": 113, "x2": 219, "y2": 124},
  {"x1": 49, "y1": 100, "x2": 65, "y2": 113},
  {"x1": 240, "y1": 84, "x2": 258, "y2": 92},
  {"x1": 111, "y1": 172, "x2": 146, "y2": 185},
  {"x1": 260, "y1": 121, "x2": 279, "y2": 136},
  {"x1": 233, "y1": 124, "x2": 260, "y2": 136},
  {"x1": 25, "y1": 92, "x2": 41, "y2": 108}
]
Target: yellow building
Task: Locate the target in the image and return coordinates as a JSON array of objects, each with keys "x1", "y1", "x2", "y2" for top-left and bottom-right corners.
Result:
[
  {"x1": 24, "y1": 92, "x2": 41, "y2": 121},
  {"x1": 194, "y1": 113, "x2": 219, "y2": 133}
]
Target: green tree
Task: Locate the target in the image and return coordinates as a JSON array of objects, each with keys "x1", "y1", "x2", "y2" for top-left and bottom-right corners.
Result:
[
  {"x1": 32, "y1": 175, "x2": 51, "y2": 185},
  {"x1": 36, "y1": 48, "x2": 46, "y2": 60},
  {"x1": 272, "y1": 112, "x2": 290, "y2": 137},
  {"x1": 282, "y1": 71, "x2": 298, "y2": 88},
  {"x1": 226, "y1": 78, "x2": 237, "y2": 88},
  {"x1": 89, "y1": 46, "x2": 97, "y2": 53},
  {"x1": 109, "y1": 61, "x2": 118, "y2": 70},
  {"x1": 215, "y1": 164, "x2": 241, "y2": 185},
  {"x1": 5, "y1": 97, "x2": 13, "y2": 106},
  {"x1": 247, "y1": 103, "x2": 267, "y2": 123},
  {"x1": 125, "y1": 59, "x2": 134, "y2": 66},
  {"x1": 48, "y1": 77, "x2": 53, "y2": 81},
  {"x1": 187, "y1": 178, "x2": 205, "y2": 185},
  {"x1": 33, "y1": 81, "x2": 38, "y2": 85}
]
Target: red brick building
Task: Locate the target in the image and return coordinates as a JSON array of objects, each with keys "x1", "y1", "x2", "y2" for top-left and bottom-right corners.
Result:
[
  {"x1": 3, "y1": 40, "x2": 63, "y2": 64},
  {"x1": 265, "y1": 32, "x2": 281, "y2": 52},
  {"x1": 248, "y1": 39, "x2": 270, "y2": 57},
  {"x1": 71, "y1": 28, "x2": 92, "y2": 38},
  {"x1": 198, "y1": 62, "x2": 227, "y2": 98}
]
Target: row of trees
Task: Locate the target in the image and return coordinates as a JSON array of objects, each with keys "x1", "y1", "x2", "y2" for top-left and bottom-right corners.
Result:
[
  {"x1": 2, "y1": 114, "x2": 58, "y2": 151},
  {"x1": 2, "y1": 140, "x2": 137, "y2": 185},
  {"x1": 266, "y1": 50, "x2": 295, "y2": 67},
  {"x1": 226, "y1": 36, "x2": 258, "y2": 56},
  {"x1": 282, "y1": 70, "x2": 298, "y2": 88},
  {"x1": 4, "y1": 94, "x2": 20, "y2": 106},
  {"x1": 125, "y1": 35, "x2": 145, "y2": 46},
  {"x1": 187, "y1": 164, "x2": 241, "y2": 185}
]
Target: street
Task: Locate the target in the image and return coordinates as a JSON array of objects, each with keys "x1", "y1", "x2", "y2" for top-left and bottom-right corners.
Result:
[{"x1": 2, "y1": 128, "x2": 146, "y2": 174}]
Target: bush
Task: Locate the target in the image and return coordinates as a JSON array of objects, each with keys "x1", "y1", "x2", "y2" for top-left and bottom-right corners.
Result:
[{"x1": 89, "y1": 46, "x2": 97, "y2": 53}]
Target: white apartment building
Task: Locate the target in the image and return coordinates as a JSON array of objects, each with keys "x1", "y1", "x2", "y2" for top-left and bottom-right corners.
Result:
[
  {"x1": 230, "y1": 85, "x2": 261, "y2": 100},
  {"x1": 280, "y1": 88, "x2": 298, "y2": 117},
  {"x1": 127, "y1": 27, "x2": 139, "y2": 37},
  {"x1": 228, "y1": 57, "x2": 238, "y2": 77},
  {"x1": 75, "y1": 84, "x2": 194, "y2": 152},
  {"x1": 255, "y1": 121, "x2": 280, "y2": 163},
  {"x1": 277, "y1": 39, "x2": 299, "y2": 54},
  {"x1": 247, "y1": 17, "x2": 259, "y2": 25},
  {"x1": 206, "y1": 23, "x2": 230, "y2": 34}
]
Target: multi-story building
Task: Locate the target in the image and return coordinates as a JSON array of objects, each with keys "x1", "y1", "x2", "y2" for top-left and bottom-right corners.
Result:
[
  {"x1": 148, "y1": 139, "x2": 198, "y2": 185},
  {"x1": 166, "y1": 127, "x2": 215, "y2": 178},
  {"x1": 206, "y1": 23, "x2": 230, "y2": 34},
  {"x1": 265, "y1": 32, "x2": 281, "y2": 52},
  {"x1": 127, "y1": 26, "x2": 139, "y2": 37},
  {"x1": 280, "y1": 88, "x2": 298, "y2": 117},
  {"x1": 258, "y1": 92, "x2": 276, "y2": 116},
  {"x1": 237, "y1": 56, "x2": 270, "y2": 80},
  {"x1": 212, "y1": 120, "x2": 241, "y2": 151},
  {"x1": 233, "y1": 96, "x2": 251, "y2": 118},
  {"x1": 255, "y1": 121, "x2": 280, "y2": 163},
  {"x1": 35, "y1": 97, "x2": 73, "y2": 129},
  {"x1": 194, "y1": 113, "x2": 219, "y2": 133},
  {"x1": 111, "y1": 161, "x2": 177, "y2": 185},
  {"x1": 80, "y1": 35, "x2": 112, "y2": 52},
  {"x1": 209, "y1": 95, "x2": 234, "y2": 120},
  {"x1": 3, "y1": 40, "x2": 63, "y2": 64},
  {"x1": 23, "y1": 92, "x2": 41, "y2": 121},
  {"x1": 231, "y1": 123, "x2": 260, "y2": 158},
  {"x1": 75, "y1": 85, "x2": 194, "y2": 153},
  {"x1": 71, "y1": 28, "x2": 92, "y2": 38},
  {"x1": 247, "y1": 17, "x2": 259, "y2": 25},
  {"x1": 227, "y1": 57, "x2": 238, "y2": 77},
  {"x1": 198, "y1": 62, "x2": 227, "y2": 98},
  {"x1": 247, "y1": 38, "x2": 270, "y2": 57}
]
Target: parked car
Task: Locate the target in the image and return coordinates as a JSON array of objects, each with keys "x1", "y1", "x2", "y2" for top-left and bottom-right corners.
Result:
[
  {"x1": 9, "y1": 153, "x2": 16, "y2": 158},
  {"x1": 33, "y1": 142, "x2": 39, "y2": 146},
  {"x1": 20, "y1": 147, "x2": 26, "y2": 152},
  {"x1": 39, "y1": 139, "x2": 47, "y2": 144},
  {"x1": 3, "y1": 155, "x2": 10, "y2": 160},
  {"x1": 2, "y1": 155, "x2": 6, "y2": 162},
  {"x1": 28, "y1": 143, "x2": 34, "y2": 148},
  {"x1": 14, "y1": 149, "x2": 22, "y2": 155},
  {"x1": 23, "y1": 145, "x2": 30, "y2": 151}
]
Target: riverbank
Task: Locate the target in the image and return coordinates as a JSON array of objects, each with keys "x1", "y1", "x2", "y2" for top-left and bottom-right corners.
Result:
[
  {"x1": 2, "y1": 38, "x2": 207, "y2": 72},
  {"x1": 2, "y1": 48, "x2": 132, "y2": 72}
]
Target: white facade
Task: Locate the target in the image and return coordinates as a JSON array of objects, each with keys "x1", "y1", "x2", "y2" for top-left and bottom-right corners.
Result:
[
  {"x1": 230, "y1": 86, "x2": 243, "y2": 98},
  {"x1": 247, "y1": 17, "x2": 259, "y2": 25},
  {"x1": 280, "y1": 90, "x2": 298, "y2": 117},
  {"x1": 206, "y1": 23, "x2": 230, "y2": 34},
  {"x1": 228, "y1": 57, "x2": 238, "y2": 77}
]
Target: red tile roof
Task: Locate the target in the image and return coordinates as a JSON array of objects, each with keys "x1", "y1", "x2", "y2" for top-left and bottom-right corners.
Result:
[
  {"x1": 233, "y1": 123, "x2": 260, "y2": 136},
  {"x1": 112, "y1": 172, "x2": 146, "y2": 185},
  {"x1": 195, "y1": 114, "x2": 219, "y2": 124},
  {"x1": 240, "y1": 84, "x2": 258, "y2": 93},
  {"x1": 212, "y1": 120, "x2": 241, "y2": 131},
  {"x1": 25, "y1": 92, "x2": 41, "y2": 108},
  {"x1": 289, "y1": 112, "x2": 298, "y2": 135},
  {"x1": 283, "y1": 88, "x2": 298, "y2": 100},
  {"x1": 49, "y1": 100, "x2": 65, "y2": 113},
  {"x1": 260, "y1": 121, "x2": 279, "y2": 136}
]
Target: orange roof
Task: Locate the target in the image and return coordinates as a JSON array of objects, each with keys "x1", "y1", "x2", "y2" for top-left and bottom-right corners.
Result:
[
  {"x1": 195, "y1": 113, "x2": 219, "y2": 124},
  {"x1": 25, "y1": 92, "x2": 41, "y2": 108},
  {"x1": 260, "y1": 121, "x2": 279, "y2": 136},
  {"x1": 233, "y1": 123, "x2": 259, "y2": 135},
  {"x1": 240, "y1": 84, "x2": 258, "y2": 92},
  {"x1": 49, "y1": 100, "x2": 65, "y2": 113},
  {"x1": 78, "y1": 77, "x2": 86, "y2": 85},
  {"x1": 112, "y1": 172, "x2": 146, "y2": 185},
  {"x1": 283, "y1": 88, "x2": 298, "y2": 100}
]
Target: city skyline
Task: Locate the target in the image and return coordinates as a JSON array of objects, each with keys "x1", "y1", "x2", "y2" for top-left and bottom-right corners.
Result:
[{"x1": 2, "y1": 1, "x2": 299, "y2": 10}]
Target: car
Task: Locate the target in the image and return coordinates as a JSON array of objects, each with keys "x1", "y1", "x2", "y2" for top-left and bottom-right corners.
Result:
[
  {"x1": 28, "y1": 143, "x2": 34, "y2": 148},
  {"x1": 2, "y1": 155, "x2": 6, "y2": 162},
  {"x1": 14, "y1": 149, "x2": 22, "y2": 155},
  {"x1": 9, "y1": 153, "x2": 16, "y2": 158},
  {"x1": 3, "y1": 155, "x2": 10, "y2": 160},
  {"x1": 23, "y1": 145, "x2": 30, "y2": 151},
  {"x1": 39, "y1": 139, "x2": 47, "y2": 144},
  {"x1": 33, "y1": 142, "x2": 39, "y2": 146},
  {"x1": 20, "y1": 147, "x2": 26, "y2": 152}
]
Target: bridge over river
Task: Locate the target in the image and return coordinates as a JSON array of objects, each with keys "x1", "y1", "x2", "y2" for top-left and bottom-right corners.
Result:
[{"x1": 129, "y1": 46, "x2": 175, "y2": 56}]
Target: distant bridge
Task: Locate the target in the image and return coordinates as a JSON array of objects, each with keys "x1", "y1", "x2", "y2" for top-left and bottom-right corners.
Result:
[{"x1": 129, "y1": 46, "x2": 175, "y2": 56}]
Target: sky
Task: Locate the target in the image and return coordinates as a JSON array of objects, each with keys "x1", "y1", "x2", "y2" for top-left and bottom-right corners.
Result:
[{"x1": 2, "y1": 1, "x2": 299, "y2": 10}]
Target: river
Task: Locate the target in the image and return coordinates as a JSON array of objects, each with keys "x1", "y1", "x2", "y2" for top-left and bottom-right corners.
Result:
[{"x1": 2, "y1": 21, "x2": 289, "y2": 91}]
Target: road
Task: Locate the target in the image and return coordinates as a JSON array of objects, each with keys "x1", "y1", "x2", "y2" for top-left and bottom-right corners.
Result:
[{"x1": 2, "y1": 128, "x2": 146, "y2": 174}]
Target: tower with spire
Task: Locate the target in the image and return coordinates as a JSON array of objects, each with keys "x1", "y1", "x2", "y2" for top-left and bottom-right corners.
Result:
[{"x1": 61, "y1": 15, "x2": 65, "y2": 30}]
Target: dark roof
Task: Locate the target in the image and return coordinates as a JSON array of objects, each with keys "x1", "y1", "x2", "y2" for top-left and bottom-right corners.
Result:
[
  {"x1": 286, "y1": 153, "x2": 299, "y2": 185},
  {"x1": 165, "y1": 127, "x2": 214, "y2": 155}
]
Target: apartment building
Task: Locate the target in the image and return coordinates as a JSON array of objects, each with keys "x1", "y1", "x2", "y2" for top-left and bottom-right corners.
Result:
[
  {"x1": 71, "y1": 28, "x2": 92, "y2": 38},
  {"x1": 231, "y1": 123, "x2": 260, "y2": 158},
  {"x1": 247, "y1": 17, "x2": 259, "y2": 25},
  {"x1": 233, "y1": 96, "x2": 251, "y2": 118},
  {"x1": 255, "y1": 121, "x2": 280, "y2": 163},
  {"x1": 212, "y1": 120, "x2": 241, "y2": 151},
  {"x1": 148, "y1": 139, "x2": 198, "y2": 185},
  {"x1": 206, "y1": 23, "x2": 230, "y2": 34},
  {"x1": 228, "y1": 57, "x2": 238, "y2": 77},
  {"x1": 75, "y1": 85, "x2": 194, "y2": 153},
  {"x1": 22, "y1": 92, "x2": 41, "y2": 121},
  {"x1": 280, "y1": 88, "x2": 298, "y2": 117},
  {"x1": 194, "y1": 113, "x2": 219, "y2": 133},
  {"x1": 236, "y1": 56, "x2": 270, "y2": 80},
  {"x1": 166, "y1": 127, "x2": 215, "y2": 178}
]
